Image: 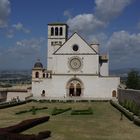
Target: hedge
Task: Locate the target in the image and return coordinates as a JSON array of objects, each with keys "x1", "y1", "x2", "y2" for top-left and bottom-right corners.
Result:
[
  {"x1": 15, "y1": 106, "x2": 48, "y2": 115},
  {"x1": 0, "y1": 116, "x2": 51, "y2": 140},
  {"x1": 0, "y1": 131, "x2": 37, "y2": 140},
  {"x1": 0, "y1": 116, "x2": 50, "y2": 133},
  {"x1": 120, "y1": 99, "x2": 140, "y2": 116},
  {"x1": 0, "y1": 101, "x2": 28, "y2": 109},
  {"x1": 110, "y1": 100, "x2": 134, "y2": 121},
  {"x1": 37, "y1": 130, "x2": 51, "y2": 139},
  {"x1": 51, "y1": 107, "x2": 71, "y2": 115},
  {"x1": 90, "y1": 100, "x2": 109, "y2": 102},
  {"x1": 39, "y1": 100, "x2": 51, "y2": 103},
  {"x1": 133, "y1": 116, "x2": 140, "y2": 126},
  {"x1": 0, "y1": 130, "x2": 51, "y2": 140}
]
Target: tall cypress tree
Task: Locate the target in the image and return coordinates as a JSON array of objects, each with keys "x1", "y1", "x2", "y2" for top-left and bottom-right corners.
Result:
[{"x1": 126, "y1": 70, "x2": 140, "y2": 90}]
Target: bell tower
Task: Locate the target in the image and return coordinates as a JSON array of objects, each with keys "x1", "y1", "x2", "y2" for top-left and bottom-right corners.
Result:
[{"x1": 47, "y1": 23, "x2": 68, "y2": 70}]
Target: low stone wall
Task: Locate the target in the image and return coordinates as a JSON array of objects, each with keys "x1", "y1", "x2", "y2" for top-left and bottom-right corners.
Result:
[
  {"x1": 6, "y1": 91, "x2": 31, "y2": 102},
  {"x1": 118, "y1": 88, "x2": 140, "y2": 106},
  {"x1": 0, "y1": 91, "x2": 7, "y2": 102},
  {"x1": 0, "y1": 86, "x2": 31, "y2": 102}
]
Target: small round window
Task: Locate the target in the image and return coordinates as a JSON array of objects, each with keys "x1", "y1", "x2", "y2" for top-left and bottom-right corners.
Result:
[{"x1": 73, "y1": 44, "x2": 79, "y2": 51}]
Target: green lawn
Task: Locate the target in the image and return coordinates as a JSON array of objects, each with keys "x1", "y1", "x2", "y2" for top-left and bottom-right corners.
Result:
[{"x1": 0, "y1": 101, "x2": 140, "y2": 140}]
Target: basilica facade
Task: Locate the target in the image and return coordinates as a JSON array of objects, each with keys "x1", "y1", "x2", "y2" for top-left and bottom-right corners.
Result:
[{"x1": 32, "y1": 23, "x2": 120, "y2": 99}]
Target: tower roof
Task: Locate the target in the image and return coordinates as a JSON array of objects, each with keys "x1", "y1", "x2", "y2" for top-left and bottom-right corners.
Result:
[
  {"x1": 48, "y1": 22, "x2": 68, "y2": 27},
  {"x1": 33, "y1": 59, "x2": 43, "y2": 69}
]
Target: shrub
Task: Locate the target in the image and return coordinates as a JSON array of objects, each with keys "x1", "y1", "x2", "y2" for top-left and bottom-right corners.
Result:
[
  {"x1": 51, "y1": 107, "x2": 71, "y2": 115},
  {"x1": 0, "y1": 116, "x2": 50, "y2": 133},
  {"x1": 135, "y1": 104, "x2": 139, "y2": 115},
  {"x1": 0, "y1": 130, "x2": 51, "y2": 140},
  {"x1": 0, "y1": 116, "x2": 51, "y2": 140},
  {"x1": 37, "y1": 130, "x2": 51, "y2": 139},
  {"x1": 66, "y1": 100, "x2": 74, "y2": 103},
  {"x1": 32, "y1": 106, "x2": 36, "y2": 115},
  {"x1": 119, "y1": 101, "x2": 123, "y2": 106},
  {"x1": 59, "y1": 100, "x2": 67, "y2": 103},
  {"x1": 120, "y1": 99, "x2": 140, "y2": 116},
  {"x1": 134, "y1": 116, "x2": 140, "y2": 126},
  {"x1": 31, "y1": 99, "x2": 38, "y2": 102},
  {"x1": 110, "y1": 100, "x2": 134, "y2": 121},
  {"x1": 39, "y1": 99, "x2": 51, "y2": 103},
  {"x1": 75, "y1": 100, "x2": 89, "y2": 102},
  {"x1": 15, "y1": 106, "x2": 48, "y2": 115},
  {"x1": 90, "y1": 100, "x2": 109, "y2": 102},
  {"x1": 126, "y1": 70, "x2": 140, "y2": 90},
  {"x1": 0, "y1": 101, "x2": 27, "y2": 109},
  {"x1": 0, "y1": 131, "x2": 37, "y2": 140},
  {"x1": 15, "y1": 110, "x2": 29, "y2": 115}
]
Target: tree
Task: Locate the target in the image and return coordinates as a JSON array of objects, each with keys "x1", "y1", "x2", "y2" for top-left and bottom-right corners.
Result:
[{"x1": 126, "y1": 70, "x2": 140, "y2": 90}]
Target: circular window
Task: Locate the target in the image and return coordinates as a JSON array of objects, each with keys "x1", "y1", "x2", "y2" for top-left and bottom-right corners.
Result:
[
  {"x1": 70, "y1": 58, "x2": 81, "y2": 69},
  {"x1": 68, "y1": 56, "x2": 83, "y2": 71},
  {"x1": 73, "y1": 44, "x2": 79, "y2": 51}
]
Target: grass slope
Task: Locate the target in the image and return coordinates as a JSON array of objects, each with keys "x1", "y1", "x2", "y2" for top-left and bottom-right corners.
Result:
[{"x1": 0, "y1": 102, "x2": 140, "y2": 140}]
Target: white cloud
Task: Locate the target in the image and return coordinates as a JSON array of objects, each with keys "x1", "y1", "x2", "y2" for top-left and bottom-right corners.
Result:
[
  {"x1": 5, "y1": 28, "x2": 14, "y2": 38},
  {"x1": 67, "y1": 14, "x2": 106, "y2": 35},
  {"x1": 66, "y1": 0, "x2": 132, "y2": 41},
  {"x1": 65, "y1": 0, "x2": 136, "y2": 69},
  {"x1": 5, "y1": 22, "x2": 31, "y2": 38},
  {"x1": 0, "y1": 0, "x2": 10, "y2": 28},
  {"x1": 107, "y1": 31, "x2": 140, "y2": 68},
  {"x1": 0, "y1": 0, "x2": 30, "y2": 37},
  {"x1": 12, "y1": 37, "x2": 45, "y2": 55},
  {"x1": 87, "y1": 32, "x2": 109, "y2": 53},
  {"x1": 64, "y1": 10, "x2": 72, "y2": 19},
  {"x1": 12, "y1": 22, "x2": 30, "y2": 33},
  {"x1": 88, "y1": 32, "x2": 108, "y2": 43},
  {"x1": 0, "y1": 1, "x2": 30, "y2": 38},
  {"x1": 0, "y1": 37, "x2": 46, "y2": 69},
  {"x1": 95, "y1": 0, "x2": 132, "y2": 21}
]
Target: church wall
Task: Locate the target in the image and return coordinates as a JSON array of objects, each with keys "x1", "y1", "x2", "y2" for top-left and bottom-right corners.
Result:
[
  {"x1": 76, "y1": 76, "x2": 120, "y2": 98},
  {"x1": 32, "y1": 77, "x2": 68, "y2": 98},
  {"x1": 32, "y1": 75, "x2": 120, "y2": 99},
  {"x1": 100, "y1": 62, "x2": 109, "y2": 76},
  {"x1": 53, "y1": 55, "x2": 99, "y2": 74},
  {"x1": 32, "y1": 23, "x2": 120, "y2": 99},
  {"x1": 32, "y1": 81, "x2": 44, "y2": 97},
  {"x1": 47, "y1": 39, "x2": 66, "y2": 70},
  {"x1": 55, "y1": 33, "x2": 97, "y2": 54}
]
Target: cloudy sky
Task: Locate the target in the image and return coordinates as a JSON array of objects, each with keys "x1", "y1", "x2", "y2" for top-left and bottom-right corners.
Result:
[{"x1": 0, "y1": 0, "x2": 140, "y2": 70}]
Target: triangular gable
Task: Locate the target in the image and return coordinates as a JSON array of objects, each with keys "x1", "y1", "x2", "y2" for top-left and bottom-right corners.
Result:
[{"x1": 54, "y1": 32, "x2": 97, "y2": 55}]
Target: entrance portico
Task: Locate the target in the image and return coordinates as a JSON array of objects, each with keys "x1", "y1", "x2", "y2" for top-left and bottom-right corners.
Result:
[{"x1": 66, "y1": 79, "x2": 83, "y2": 97}]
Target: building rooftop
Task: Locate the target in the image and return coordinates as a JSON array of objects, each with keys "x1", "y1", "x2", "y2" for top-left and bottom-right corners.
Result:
[
  {"x1": 48, "y1": 22, "x2": 68, "y2": 26},
  {"x1": 99, "y1": 55, "x2": 108, "y2": 62},
  {"x1": 33, "y1": 59, "x2": 43, "y2": 69}
]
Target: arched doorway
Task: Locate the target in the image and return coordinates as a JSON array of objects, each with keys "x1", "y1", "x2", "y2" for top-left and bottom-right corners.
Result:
[
  {"x1": 41, "y1": 90, "x2": 45, "y2": 97},
  {"x1": 67, "y1": 79, "x2": 83, "y2": 97},
  {"x1": 112, "y1": 90, "x2": 117, "y2": 97},
  {"x1": 76, "y1": 83, "x2": 81, "y2": 96},
  {"x1": 69, "y1": 83, "x2": 74, "y2": 96}
]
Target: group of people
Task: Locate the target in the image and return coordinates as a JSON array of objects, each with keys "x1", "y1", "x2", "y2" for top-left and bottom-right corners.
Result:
[{"x1": 11, "y1": 96, "x2": 20, "y2": 102}]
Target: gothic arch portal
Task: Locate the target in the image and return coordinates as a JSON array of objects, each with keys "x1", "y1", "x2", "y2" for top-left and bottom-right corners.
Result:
[{"x1": 66, "y1": 78, "x2": 84, "y2": 97}]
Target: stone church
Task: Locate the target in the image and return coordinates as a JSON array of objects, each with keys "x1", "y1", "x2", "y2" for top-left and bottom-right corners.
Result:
[{"x1": 32, "y1": 23, "x2": 120, "y2": 99}]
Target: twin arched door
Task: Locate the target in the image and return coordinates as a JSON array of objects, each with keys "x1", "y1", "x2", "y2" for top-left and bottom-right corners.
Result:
[{"x1": 67, "y1": 79, "x2": 83, "y2": 97}]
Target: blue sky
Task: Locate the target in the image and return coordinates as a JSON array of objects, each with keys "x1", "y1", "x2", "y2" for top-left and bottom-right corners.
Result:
[{"x1": 0, "y1": 0, "x2": 140, "y2": 70}]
